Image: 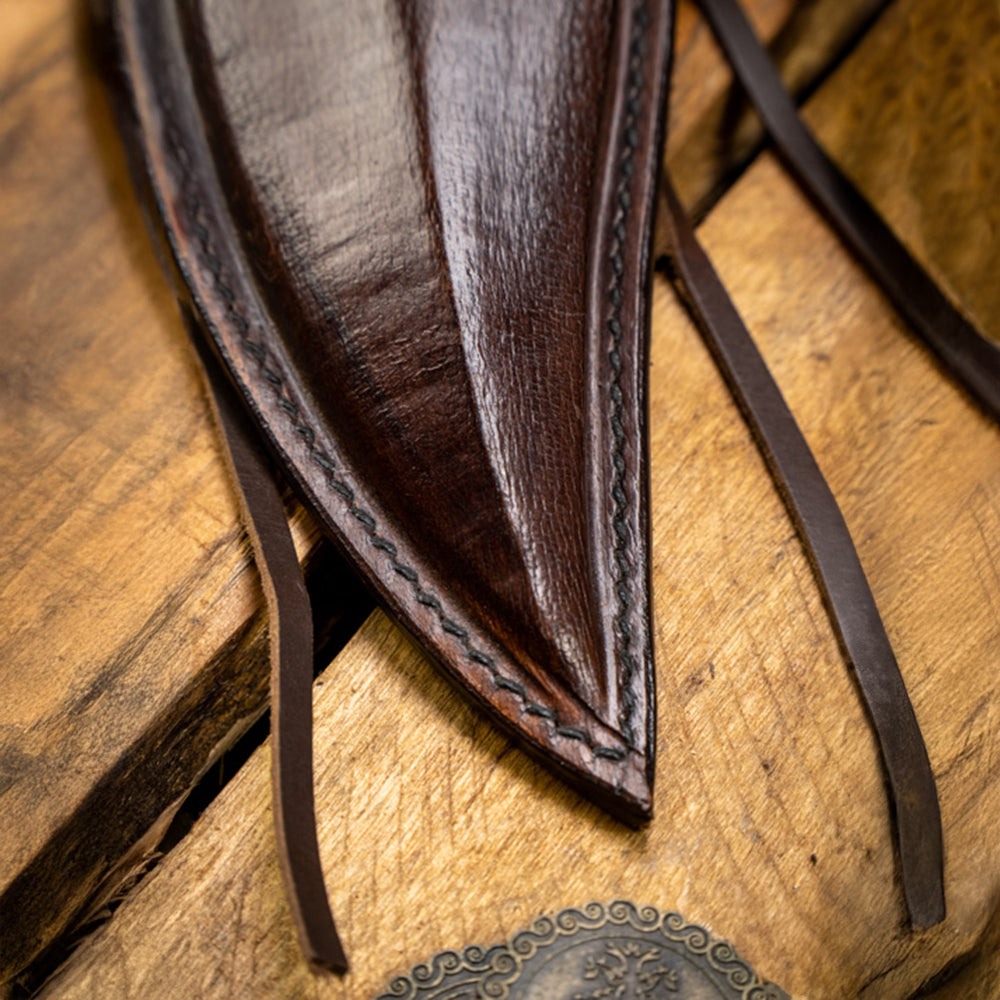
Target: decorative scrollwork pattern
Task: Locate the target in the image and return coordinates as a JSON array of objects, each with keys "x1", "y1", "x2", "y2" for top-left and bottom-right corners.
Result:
[{"x1": 374, "y1": 902, "x2": 790, "y2": 1000}]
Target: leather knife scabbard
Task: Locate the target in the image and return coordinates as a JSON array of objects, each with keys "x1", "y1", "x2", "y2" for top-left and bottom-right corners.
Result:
[{"x1": 99, "y1": 0, "x2": 672, "y2": 823}]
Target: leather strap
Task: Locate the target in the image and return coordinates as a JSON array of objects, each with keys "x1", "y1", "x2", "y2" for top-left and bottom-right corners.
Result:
[
  {"x1": 659, "y1": 171, "x2": 945, "y2": 926},
  {"x1": 190, "y1": 322, "x2": 348, "y2": 973},
  {"x1": 695, "y1": 0, "x2": 1000, "y2": 422}
]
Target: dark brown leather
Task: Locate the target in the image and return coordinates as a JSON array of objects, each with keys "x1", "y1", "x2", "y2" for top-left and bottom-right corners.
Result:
[
  {"x1": 696, "y1": 0, "x2": 1000, "y2": 422},
  {"x1": 101, "y1": 0, "x2": 672, "y2": 825},
  {"x1": 192, "y1": 321, "x2": 348, "y2": 972},
  {"x1": 659, "y1": 176, "x2": 945, "y2": 928}
]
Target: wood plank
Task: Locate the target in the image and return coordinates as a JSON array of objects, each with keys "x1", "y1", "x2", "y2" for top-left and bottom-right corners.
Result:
[
  {"x1": 803, "y1": 0, "x2": 1000, "y2": 339},
  {"x1": 0, "y1": 0, "x2": 266, "y2": 973},
  {"x1": 0, "y1": 3, "x2": 369, "y2": 989},
  {"x1": 0, "y1": 0, "x2": 875, "y2": 990},
  {"x1": 30, "y1": 0, "x2": 1000, "y2": 995},
  {"x1": 663, "y1": 0, "x2": 888, "y2": 222},
  {"x1": 918, "y1": 903, "x2": 1000, "y2": 1000}
]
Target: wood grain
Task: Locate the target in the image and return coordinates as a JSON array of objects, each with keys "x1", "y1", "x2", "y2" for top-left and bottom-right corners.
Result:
[
  {"x1": 0, "y1": 0, "x2": 264, "y2": 975},
  {"x1": 0, "y1": 0, "x2": 872, "y2": 990},
  {"x1": 662, "y1": 0, "x2": 888, "y2": 223},
  {"x1": 32, "y1": 246, "x2": 1000, "y2": 998},
  {"x1": 0, "y1": 2, "x2": 360, "y2": 988},
  {"x1": 803, "y1": 0, "x2": 1000, "y2": 343},
  {"x1": 29, "y1": 0, "x2": 1000, "y2": 995}
]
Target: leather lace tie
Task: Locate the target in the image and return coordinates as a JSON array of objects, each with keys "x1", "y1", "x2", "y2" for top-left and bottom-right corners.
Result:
[
  {"x1": 659, "y1": 0, "x2": 969, "y2": 927},
  {"x1": 191, "y1": 323, "x2": 348, "y2": 973},
  {"x1": 112, "y1": 0, "x2": 996, "y2": 970},
  {"x1": 658, "y1": 176, "x2": 944, "y2": 928}
]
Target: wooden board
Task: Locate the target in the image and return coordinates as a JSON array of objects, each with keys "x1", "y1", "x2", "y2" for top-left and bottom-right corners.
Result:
[
  {"x1": 803, "y1": 0, "x2": 1000, "y2": 339},
  {"x1": 662, "y1": 0, "x2": 887, "y2": 221},
  {"x1": 0, "y1": 3, "x2": 368, "y2": 988},
  {"x1": 0, "y1": 0, "x2": 883, "y2": 991},
  {"x1": 26, "y1": 0, "x2": 1000, "y2": 996},
  {"x1": 1, "y1": 0, "x2": 275, "y2": 981}
]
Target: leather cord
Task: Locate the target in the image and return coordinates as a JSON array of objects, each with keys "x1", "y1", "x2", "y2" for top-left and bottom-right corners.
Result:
[
  {"x1": 695, "y1": 0, "x2": 1000, "y2": 423},
  {"x1": 659, "y1": 172, "x2": 945, "y2": 926},
  {"x1": 190, "y1": 322, "x2": 348, "y2": 973}
]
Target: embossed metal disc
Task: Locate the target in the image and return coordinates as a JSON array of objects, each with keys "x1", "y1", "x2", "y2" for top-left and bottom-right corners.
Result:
[{"x1": 377, "y1": 901, "x2": 789, "y2": 999}]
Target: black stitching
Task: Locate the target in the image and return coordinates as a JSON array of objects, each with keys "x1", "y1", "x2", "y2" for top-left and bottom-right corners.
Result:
[
  {"x1": 441, "y1": 618, "x2": 468, "y2": 640},
  {"x1": 416, "y1": 590, "x2": 442, "y2": 611},
  {"x1": 230, "y1": 312, "x2": 251, "y2": 335},
  {"x1": 496, "y1": 676, "x2": 527, "y2": 698},
  {"x1": 331, "y1": 479, "x2": 355, "y2": 501},
  {"x1": 350, "y1": 506, "x2": 377, "y2": 530},
  {"x1": 525, "y1": 703, "x2": 557, "y2": 720},
  {"x1": 468, "y1": 649, "x2": 497, "y2": 674},
  {"x1": 372, "y1": 537, "x2": 397, "y2": 556},
  {"x1": 164, "y1": 80, "x2": 643, "y2": 763},
  {"x1": 392, "y1": 563, "x2": 419, "y2": 584},
  {"x1": 312, "y1": 452, "x2": 335, "y2": 474},
  {"x1": 606, "y1": 1, "x2": 649, "y2": 748}
]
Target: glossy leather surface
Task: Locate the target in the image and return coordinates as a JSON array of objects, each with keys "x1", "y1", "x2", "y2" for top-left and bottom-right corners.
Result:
[{"x1": 106, "y1": 0, "x2": 672, "y2": 820}]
